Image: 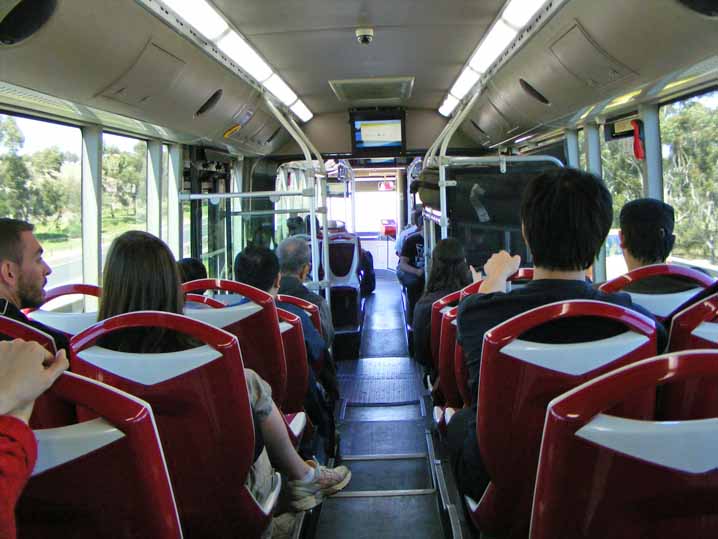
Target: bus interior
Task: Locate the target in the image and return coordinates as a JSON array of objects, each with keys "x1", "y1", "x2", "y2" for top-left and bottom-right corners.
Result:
[{"x1": 1, "y1": 0, "x2": 718, "y2": 538}]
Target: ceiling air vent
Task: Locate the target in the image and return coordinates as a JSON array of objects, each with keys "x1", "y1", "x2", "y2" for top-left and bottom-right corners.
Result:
[{"x1": 329, "y1": 76, "x2": 414, "y2": 107}]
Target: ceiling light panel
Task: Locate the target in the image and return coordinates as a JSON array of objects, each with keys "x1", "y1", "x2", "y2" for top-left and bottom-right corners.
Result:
[
  {"x1": 469, "y1": 19, "x2": 517, "y2": 74},
  {"x1": 502, "y1": 0, "x2": 547, "y2": 29},
  {"x1": 217, "y1": 31, "x2": 273, "y2": 82},
  {"x1": 264, "y1": 74, "x2": 298, "y2": 106},
  {"x1": 450, "y1": 68, "x2": 481, "y2": 100},
  {"x1": 163, "y1": 0, "x2": 228, "y2": 40},
  {"x1": 439, "y1": 95, "x2": 459, "y2": 117},
  {"x1": 290, "y1": 100, "x2": 313, "y2": 122}
]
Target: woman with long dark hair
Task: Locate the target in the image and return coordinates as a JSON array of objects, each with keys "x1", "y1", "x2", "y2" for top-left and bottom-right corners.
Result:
[
  {"x1": 412, "y1": 238, "x2": 472, "y2": 372},
  {"x1": 98, "y1": 231, "x2": 350, "y2": 535}
]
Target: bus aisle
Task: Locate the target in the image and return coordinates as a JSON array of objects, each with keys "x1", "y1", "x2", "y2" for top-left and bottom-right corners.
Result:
[{"x1": 309, "y1": 269, "x2": 465, "y2": 539}]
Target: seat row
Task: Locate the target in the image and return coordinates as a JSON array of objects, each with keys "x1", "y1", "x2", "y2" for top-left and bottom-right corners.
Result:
[
  {"x1": 4, "y1": 279, "x2": 324, "y2": 538},
  {"x1": 428, "y1": 264, "x2": 718, "y2": 538}
]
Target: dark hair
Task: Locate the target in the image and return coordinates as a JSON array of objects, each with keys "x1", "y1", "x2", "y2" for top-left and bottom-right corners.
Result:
[
  {"x1": 521, "y1": 168, "x2": 612, "y2": 271},
  {"x1": 425, "y1": 238, "x2": 472, "y2": 294},
  {"x1": 234, "y1": 245, "x2": 279, "y2": 292},
  {"x1": 619, "y1": 198, "x2": 676, "y2": 264},
  {"x1": 0, "y1": 218, "x2": 34, "y2": 264},
  {"x1": 99, "y1": 231, "x2": 192, "y2": 353},
  {"x1": 177, "y1": 257, "x2": 207, "y2": 283}
]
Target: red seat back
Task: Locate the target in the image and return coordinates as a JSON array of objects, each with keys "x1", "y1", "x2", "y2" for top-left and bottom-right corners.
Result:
[
  {"x1": 0, "y1": 316, "x2": 75, "y2": 429},
  {"x1": 599, "y1": 264, "x2": 715, "y2": 322},
  {"x1": 37, "y1": 283, "x2": 102, "y2": 305},
  {"x1": 25, "y1": 284, "x2": 102, "y2": 338},
  {"x1": 185, "y1": 293, "x2": 225, "y2": 309},
  {"x1": 277, "y1": 294, "x2": 322, "y2": 335},
  {"x1": 475, "y1": 300, "x2": 658, "y2": 537},
  {"x1": 70, "y1": 312, "x2": 278, "y2": 538},
  {"x1": 532, "y1": 350, "x2": 718, "y2": 539},
  {"x1": 18, "y1": 371, "x2": 182, "y2": 539},
  {"x1": 183, "y1": 279, "x2": 287, "y2": 405},
  {"x1": 438, "y1": 307, "x2": 463, "y2": 408},
  {"x1": 276, "y1": 308, "x2": 309, "y2": 414},
  {"x1": 431, "y1": 291, "x2": 461, "y2": 372},
  {"x1": 669, "y1": 291, "x2": 718, "y2": 352}
]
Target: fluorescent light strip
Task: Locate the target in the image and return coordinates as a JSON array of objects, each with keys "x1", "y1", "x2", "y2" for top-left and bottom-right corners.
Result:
[
  {"x1": 217, "y1": 31, "x2": 273, "y2": 82},
  {"x1": 163, "y1": 0, "x2": 228, "y2": 40},
  {"x1": 502, "y1": 0, "x2": 547, "y2": 29},
  {"x1": 469, "y1": 19, "x2": 517, "y2": 74},
  {"x1": 450, "y1": 68, "x2": 481, "y2": 100},
  {"x1": 264, "y1": 74, "x2": 298, "y2": 106},
  {"x1": 439, "y1": 95, "x2": 459, "y2": 117},
  {"x1": 290, "y1": 100, "x2": 313, "y2": 123}
]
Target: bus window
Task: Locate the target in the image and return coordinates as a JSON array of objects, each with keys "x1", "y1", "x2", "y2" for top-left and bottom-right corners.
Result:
[
  {"x1": 600, "y1": 125, "x2": 644, "y2": 230},
  {"x1": 101, "y1": 133, "x2": 147, "y2": 270},
  {"x1": 161, "y1": 144, "x2": 169, "y2": 242},
  {"x1": 0, "y1": 113, "x2": 83, "y2": 308},
  {"x1": 661, "y1": 89, "x2": 718, "y2": 275}
]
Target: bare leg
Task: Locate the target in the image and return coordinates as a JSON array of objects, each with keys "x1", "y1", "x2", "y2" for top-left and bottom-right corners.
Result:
[{"x1": 259, "y1": 402, "x2": 312, "y2": 480}]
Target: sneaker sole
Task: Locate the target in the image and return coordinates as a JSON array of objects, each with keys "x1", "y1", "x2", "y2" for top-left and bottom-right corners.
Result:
[{"x1": 290, "y1": 470, "x2": 352, "y2": 512}]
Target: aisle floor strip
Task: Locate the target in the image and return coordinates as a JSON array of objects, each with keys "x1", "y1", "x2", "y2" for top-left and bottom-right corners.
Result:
[{"x1": 332, "y1": 488, "x2": 436, "y2": 498}]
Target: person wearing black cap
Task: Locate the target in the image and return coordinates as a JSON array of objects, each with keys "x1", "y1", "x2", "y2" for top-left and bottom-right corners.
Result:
[{"x1": 619, "y1": 198, "x2": 697, "y2": 293}]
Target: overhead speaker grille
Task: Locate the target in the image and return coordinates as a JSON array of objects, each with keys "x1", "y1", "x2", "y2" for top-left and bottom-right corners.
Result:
[{"x1": 329, "y1": 76, "x2": 414, "y2": 106}]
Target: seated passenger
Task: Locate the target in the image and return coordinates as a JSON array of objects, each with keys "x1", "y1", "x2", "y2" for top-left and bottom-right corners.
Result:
[
  {"x1": 412, "y1": 238, "x2": 472, "y2": 374},
  {"x1": 0, "y1": 339, "x2": 68, "y2": 539},
  {"x1": 277, "y1": 237, "x2": 335, "y2": 345},
  {"x1": 98, "y1": 231, "x2": 350, "y2": 525},
  {"x1": 619, "y1": 198, "x2": 697, "y2": 292},
  {"x1": 177, "y1": 257, "x2": 208, "y2": 283},
  {"x1": 234, "y1": 246, "x2": 339, "y2": 446},
  {"x1": 0, "y1": 219, "x2": 69, "y2": 352},
  {"x1": 397, "y1": 210, "x2": 425, "y2": 320},
  {"x1": 234, "y1": 245, "x2": 326, "y2": 364},
  {"x1": 395, "y1": 206, "x2": 422, "y2": 257},
  {"x1": 447, "y1": 168, "x2": 664, "y2": 503}
]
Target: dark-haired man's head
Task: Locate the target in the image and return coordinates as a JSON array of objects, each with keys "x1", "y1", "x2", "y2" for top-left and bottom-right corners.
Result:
[
  {"x1": 177, "y1": 257, "x2": 207, "y2": 283},
  {"x1": 521, "y1": 168, "x2": 613, "y2": 271},
  {"x1": 619, "y1": 198, "x2": 675, "y2": 271},
  {"x1": 277, "y1": 237, "x2": 310, "y2": 280},
  {"x1": 234, "y1": 245, "x2": 280, "y2": 295},
  {"x1": 0, "y1": 218, "x2": 51, "y2": 309}
]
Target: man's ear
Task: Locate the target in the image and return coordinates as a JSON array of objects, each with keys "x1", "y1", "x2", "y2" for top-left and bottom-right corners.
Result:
[
  {"x1": 618, "y1": 230, "x2": 625, "y2": 249},
  {"x1": 0, "y1": 260, "x2": 17, "y2": 286},
  {"x1": 273, "y1": 273, "x2": 282, "y2": 289},
  {"x1": 300, "y1": 263, "x2": 310, "y2": 280}
]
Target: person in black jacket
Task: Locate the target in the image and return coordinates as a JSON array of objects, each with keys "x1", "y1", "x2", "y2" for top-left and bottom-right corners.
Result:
[
  {"x1": 412, "y1": 238, "x2": 472, "y2": 375},
  {"x1": 447, "y1": 168, "x2": 666, "y2": 503},
  {"x1": 0, "y1": 219, "x2": 68, "y2": 351}
]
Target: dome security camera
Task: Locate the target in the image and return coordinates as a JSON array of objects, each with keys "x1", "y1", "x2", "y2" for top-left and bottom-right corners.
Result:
[{"x1": 355, "y1": 28, "x2": 374, "y2": 45}]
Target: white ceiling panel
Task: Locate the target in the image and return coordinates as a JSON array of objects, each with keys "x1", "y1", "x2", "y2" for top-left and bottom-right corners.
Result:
[{"x1": 211, "y1": 0, "x2": 504, "y2": 113}]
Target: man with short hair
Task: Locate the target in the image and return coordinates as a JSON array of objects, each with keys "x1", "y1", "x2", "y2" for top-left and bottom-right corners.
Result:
[
  {"x1": 396, "y1": 208, "x2": 425, "y2": 320},
  {"x1": 234, "y1": 245, "x2": 336, "y2": 451},
  {"x1": 618, "y1": 198, "x2": 697, "y2": 292},
  {"x1": 447, "y1": 169, "x2": 664, "y2": 502},
  {"x1": 277, "y1": 237, "x2": 334, "y2": 345},
  {"x1": 0, "y1": 219, "x2": 68, "y2": 351}
]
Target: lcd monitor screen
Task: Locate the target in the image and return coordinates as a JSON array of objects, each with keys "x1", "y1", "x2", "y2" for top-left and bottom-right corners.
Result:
[{"x1": 350, "y1": 110, "x2": 405, "y2": 156}]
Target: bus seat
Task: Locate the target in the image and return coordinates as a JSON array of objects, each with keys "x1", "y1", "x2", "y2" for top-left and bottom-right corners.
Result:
[
  {"x1": 277, "y1": 308, "x2": 308, "y2": 445},
  {"x1": 433, "y1": 307, "x2": 463, "y2": 430},
  {"x1": 182, "y1": 279, "x2": 287, "y2": 407},
  {"x1": 185, "y1": 293, "x2": 225, "y2": 309},
  {"x1": 26, "y1": 283, "x2": 102, "y2": 337},
  {"x1": 599, "y1": 264, "x2": 715, "y2": 322},
  {"x1": 470, "y1": 300, "x2": 658, "y2": 538},
  {"x1": 431, "y1": 290, "x2": 461, "y2": 373},
  {"x1": 17, "y1": 371, "x2": 182, "y2": 539},
  {"x1": 531, "y1": 350, "x2": 718, "y2": 539},
  {"x1": 0, "y1": 316, "x2": 75, "y2": 429},
  {"x1": 668, "y1": 291, "x2": 718, "y2": 352},
  {"x1": 69, "y1": 311, "x2": 280, "y2": 538},
  {"x1": 324, "y1": 235, "x2": 365, "y2": 335}
]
